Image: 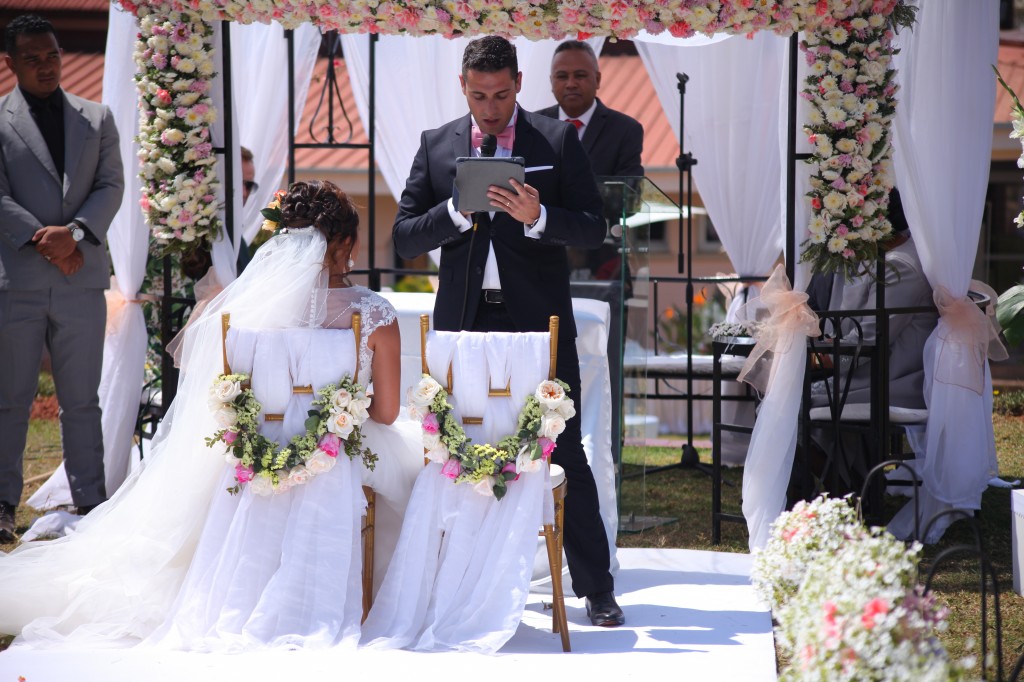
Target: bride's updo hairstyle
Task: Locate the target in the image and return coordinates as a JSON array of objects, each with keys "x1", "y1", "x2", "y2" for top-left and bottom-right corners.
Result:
[{"x1": 279, "y1": 180, "x2": 359, "y2": 247}]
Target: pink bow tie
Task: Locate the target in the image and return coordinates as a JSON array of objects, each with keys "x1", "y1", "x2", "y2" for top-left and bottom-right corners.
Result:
[{"x1": 471, "y1": 125, "x2": 514, "y2": 152}]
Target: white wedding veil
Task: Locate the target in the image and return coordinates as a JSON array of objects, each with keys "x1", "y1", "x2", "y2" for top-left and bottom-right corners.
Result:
[{"x1": 0, "y1": 228, "x2": 330, "y2": 645}]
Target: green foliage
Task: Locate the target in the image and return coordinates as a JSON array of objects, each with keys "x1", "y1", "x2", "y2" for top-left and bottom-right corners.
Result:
[
  {"x1": 997, "y1": 283, "x2": 1024, "y2": 348},
  {"x1": 993, "y1": 388, "x2": 1024, "y2": 417},
  {"x1": 35, "y1": 371, "x2": 56, "y2": 398},
  {"x1": 394, "y1": 275, "x2": 435, "y2": 293}
]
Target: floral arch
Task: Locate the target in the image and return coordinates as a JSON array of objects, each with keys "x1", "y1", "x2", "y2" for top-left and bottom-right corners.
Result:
[{"x1": 120, "y1": 0, "x2": 910, "y2": 276}]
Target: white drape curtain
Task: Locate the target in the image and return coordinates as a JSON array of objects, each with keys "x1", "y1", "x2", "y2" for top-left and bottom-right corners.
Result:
[
  {"x1": 635, "y1": 33, "x2": 785, "y2": 286},
  {"x1": 339, "y1": 35, "x2": 603, "y2": 203},
  {"x1": 888, "y1": 0, "x2": 1000, "y2": 541},
  {"x1": 231, "y1": 23, "x2": 322, "y2": 244},
  {"x1": 27, "y1": 6, "x2": 149, "y2": 510}
]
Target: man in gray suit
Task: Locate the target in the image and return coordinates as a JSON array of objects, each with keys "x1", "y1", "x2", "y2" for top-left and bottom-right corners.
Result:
[{"x1": 0, "y1": 14, "x2": 124, "y2": 542}]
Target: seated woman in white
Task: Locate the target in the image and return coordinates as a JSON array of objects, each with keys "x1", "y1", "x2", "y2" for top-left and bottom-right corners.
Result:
[{"x1": 0, "y1": 181, "x2": 420, "y2": 651}]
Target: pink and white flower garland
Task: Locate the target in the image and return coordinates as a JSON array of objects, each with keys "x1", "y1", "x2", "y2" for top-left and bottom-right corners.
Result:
[
  {"x1": 407, "y1": 374, "x2": 574, "y2": 499},
  {"x1": 207, "y1": 372, "x2": 376, "y2": 496},
  {"x1": 133, "y1": 6, "x2": 221, "y2": 254}
]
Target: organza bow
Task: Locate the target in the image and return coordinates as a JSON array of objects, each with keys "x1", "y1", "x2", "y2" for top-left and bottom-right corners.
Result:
[
  {"x1": 737, "y1": 265, "x2": 821, "y2": 395},
  {"x1": 932, "y1": 281, "x2": 1007, "y2": 394}
]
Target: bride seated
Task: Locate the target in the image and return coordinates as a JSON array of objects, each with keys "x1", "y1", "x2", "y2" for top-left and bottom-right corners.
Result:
[{"x1": 0, "y1": 180, "x2": 421, "y2": 651}]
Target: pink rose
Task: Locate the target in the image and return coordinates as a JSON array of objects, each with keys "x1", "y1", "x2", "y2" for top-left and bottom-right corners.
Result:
[
  {"x1": 441, "y1": 458, "x2": 461, "y2": 480},
  {"x1": 235, "y1": 463, "x2": 254, "y2": 483},
  {"x1": 318, "y1": 432, "x2": 342, "y2": 458},
  {"x1": 538, "y1": 437, "x2": 556, "y2": 459},
  {"x1": 422, "y1": 412, "x2": 439, "y2": 434},
  {"x1": 501, "y1": 462, "x2": 520, "y2": 482},
  {"x1": 222, "y1": 430, "x2": 238, "y2": 445}
]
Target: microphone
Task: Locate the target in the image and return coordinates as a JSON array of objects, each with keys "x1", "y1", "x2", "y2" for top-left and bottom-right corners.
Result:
[{"x1": 480, "y1": 133, "x2": 497, "y2": 158}]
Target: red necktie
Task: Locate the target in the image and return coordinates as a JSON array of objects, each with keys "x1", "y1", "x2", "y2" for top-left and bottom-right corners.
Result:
[
  {"x1": 566, "y1": 118, "x2": 584, "y2": 131},
  {"x1": 471, "y1": 125, "x2": 515, "y2": 151}
]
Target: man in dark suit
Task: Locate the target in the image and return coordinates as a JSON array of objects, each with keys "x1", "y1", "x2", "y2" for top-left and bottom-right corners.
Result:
[
  {"x1": 393, "y1": 35, "x2": 625, "y2": 627},
  {"x1": 537, "y1": 40, "x2": 643, "y2": 178},
  {"x1": 539, "y1": 40, "x2": 645, "y2": 467},
  {"x1": 0, "y1": 15, "x2": 124, "y2": 542}
]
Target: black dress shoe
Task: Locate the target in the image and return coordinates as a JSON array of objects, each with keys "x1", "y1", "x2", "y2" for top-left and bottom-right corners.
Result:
[
  {"x1": 586, "y1": 591, "x2": 625, "y2": 627},
  {"x1": 0, "y1": 501, "x2": 17, "y2": 544},
  {"x1": 76, "y1": 501, "x2": 104, "y2": 516}
]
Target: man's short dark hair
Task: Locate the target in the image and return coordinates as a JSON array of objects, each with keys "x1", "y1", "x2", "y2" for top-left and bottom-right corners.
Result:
[
  {"x1": 553, "y1": 40, "x2": 598, "y2": 62},
  {"x1": 887, "y1": 187, "x2": 909, "y2": 234},
  {"x1": 462, "y1": 36, "x2": 517, "y2": 79},
  {"x1": 5, "y1": 15, "x2": 57, "y2": 58}
]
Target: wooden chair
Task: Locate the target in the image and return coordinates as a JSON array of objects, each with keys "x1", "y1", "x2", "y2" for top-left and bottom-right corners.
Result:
[
  {"x1": 220, "y1": 312, "x2": 377, "y2": 623},
  {"x1": 419, "y1": 314, "x2": 571, "y2": 652}
]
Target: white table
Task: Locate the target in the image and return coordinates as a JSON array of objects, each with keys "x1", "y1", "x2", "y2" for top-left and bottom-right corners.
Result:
[{"x1": 380, "y1": 292, "x2": 619, "y2": 572}]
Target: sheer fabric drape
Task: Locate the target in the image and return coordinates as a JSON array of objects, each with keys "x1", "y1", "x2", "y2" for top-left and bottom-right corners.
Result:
[{"x1": 889, "y1": 0, "x2": 1000, "y2": 542}]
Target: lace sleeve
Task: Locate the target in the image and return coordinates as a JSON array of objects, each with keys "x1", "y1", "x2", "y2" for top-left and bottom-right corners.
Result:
[{"x1": 356, "y1": 289, "x2": 398, "y2": 339}]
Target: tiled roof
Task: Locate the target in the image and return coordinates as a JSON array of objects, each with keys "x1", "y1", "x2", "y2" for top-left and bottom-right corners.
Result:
[{"x1": 8, "y1": 47, "x2": 1021, "y2": 172}]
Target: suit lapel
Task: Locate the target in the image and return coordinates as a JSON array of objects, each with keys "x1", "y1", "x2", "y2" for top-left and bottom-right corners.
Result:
[
  {"x1": 580, "y1": 100, "x2": 607, "y2": 156},
  {"x1": 452, "y1": 113, "x2": 473, "y2": 161},
  {"x1": 62, "y1": 93, "x2": 88, "y2": 197},
  {"x1": 6, "y1": 89, "x2": 61, "y2": 185}
]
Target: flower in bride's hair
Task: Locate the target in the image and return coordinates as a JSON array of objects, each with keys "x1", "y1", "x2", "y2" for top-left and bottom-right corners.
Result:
[
  {"x1": 410, "y1": 375, "x2": 443, "y2": 407},
  {"x1": 260, "y1": 189, "x2": 286, "y2": 232},
  {"x1": 327, "y1": 410, "x2": 355, "y2": 439},
  {"x1": 535, "y1": 380, "x2": 566, "y2": 410}
]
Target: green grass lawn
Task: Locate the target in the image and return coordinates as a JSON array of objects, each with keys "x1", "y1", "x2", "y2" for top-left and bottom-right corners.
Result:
[{"x1": 3, "y1": 415, "x2": 1024, "y2": 675}]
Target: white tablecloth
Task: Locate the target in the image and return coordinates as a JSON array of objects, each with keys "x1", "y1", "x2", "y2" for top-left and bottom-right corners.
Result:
[{"x1": 380, "y1": 292, "x2": 619, "y2": 572}]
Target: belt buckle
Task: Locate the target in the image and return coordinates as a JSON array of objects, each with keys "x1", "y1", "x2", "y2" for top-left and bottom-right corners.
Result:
[{"x1": 483, "y1": 289, "x2": 503, "y2": 304}]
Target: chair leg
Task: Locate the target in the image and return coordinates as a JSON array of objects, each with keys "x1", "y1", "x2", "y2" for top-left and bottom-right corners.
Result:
[
  {"x1": 544, "y1": 524, "x2": 571, "y2": 652},
  {"x1": 361, "y1": 486, "x2": 375, "y2": 623}
]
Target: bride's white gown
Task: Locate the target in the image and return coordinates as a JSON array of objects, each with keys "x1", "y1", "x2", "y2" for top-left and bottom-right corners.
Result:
[{"x1": 0, "y1": 275, "x2": 421, "y2": 650}]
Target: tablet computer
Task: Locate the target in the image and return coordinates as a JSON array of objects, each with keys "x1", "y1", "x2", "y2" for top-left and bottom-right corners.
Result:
[{"x1": 453, "y1": 156, "x2": 525, "y2": 213}]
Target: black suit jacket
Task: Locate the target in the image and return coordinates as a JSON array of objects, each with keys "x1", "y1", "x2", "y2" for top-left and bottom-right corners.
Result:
[
  {"x1": 537, "y1": 99, "x2": 644, "y2": 178},
  {"x1": 393, "y1": 109, "x2": 606, "y2": 337}
]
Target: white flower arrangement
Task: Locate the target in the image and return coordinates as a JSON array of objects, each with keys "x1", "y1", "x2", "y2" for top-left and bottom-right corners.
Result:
[
  {"x1": 707, "y1": 320, "x2": 764, "y2": 341},
  {"x1": 776, "y1": 530, "x2": 970, "y2": 681},
  {"x1": 750, "y1": 494, "x2": 864, "y2": 614},
  {"x1": 407, "y1": 374, "x2": 573, "y2": 499},
  {"x1": 205, "y1": 372, "x2": 376, "y2": 496},
  {"x1": 133, "y1": 7, "x2": 221, "y2": 255},
  {"x1": 798, "y1": 2, "x2": 916, "y2": 279}
]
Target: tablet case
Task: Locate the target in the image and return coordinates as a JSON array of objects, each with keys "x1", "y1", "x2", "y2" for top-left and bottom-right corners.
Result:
[{"x1": 453, "y1": 156, "x2": 526, "y2": 213}]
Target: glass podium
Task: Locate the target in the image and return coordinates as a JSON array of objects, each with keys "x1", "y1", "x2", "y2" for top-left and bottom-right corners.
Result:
[{"x1": 569, "y1": 177, "x2": 682, "y2": 533}]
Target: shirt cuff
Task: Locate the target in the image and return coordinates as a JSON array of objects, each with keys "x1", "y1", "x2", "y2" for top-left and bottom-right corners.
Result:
[
  {"x1": 524, "y1": 205, "x2": 547, "y2": 239},
  {"x1": 448, "y1": 198, "x2": 473, "y2": 233}
]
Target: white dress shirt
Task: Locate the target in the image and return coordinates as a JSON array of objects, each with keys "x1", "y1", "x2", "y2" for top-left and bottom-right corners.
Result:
[{"x1": 557, "y1": 99, "x2": 598, "y2": 140}]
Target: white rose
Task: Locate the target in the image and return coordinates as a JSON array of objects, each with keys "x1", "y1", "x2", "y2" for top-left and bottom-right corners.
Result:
[
  {"x1": 213, "y1": 405, "x2": 237, "y2": 428},
  {"x1": 306, "y1": 450, "x2": 337, "y2": 475},
  {"x1": 407, "y1": 403, "x2": 426, "y2": 422},
  {"x1": 534, "y1": 380, "x2": 566, "y2": 410},
  {"x1": 224, "y1": 452, "x2": 241, "y2": 466},
  {"x1": 852, "y1": 155, "x2": 872, "y2": 174},
  {"x1": 273, "y1": 476, "x2": 293, "y2": 495},
  {"x1": 540, "y1": 413, "x2": 567, "y2": 440},
  {"x1": 349, "y1": 402, "x2": 369, "y2": 424},
  {"x1": 555, "y1": 399, "x2": 576, "y2": 420},
  {"x1": 326, "y1": 411, "x2": 355, "y2": 439},
  {"x1": 330, "y1": 388, "x2": 352, "y2": 411},
  {"x1": 288, "y1": 465, "x2": 312, "y2": 487},
  {"x1": 423, "y1": 431, "x2": 441, "y2": 451},
  {"x1": 426, "y1": 443, "x2": 449, "y2": 463},
  {"x1": 249, "y1": 474, "x2": 274, "y2": 496},
  {"x1": 517, "y1": 451, "x2": 543, "y2": 473},
  {"x1": 210, "y1": 377, "x2": 242, "y2": 403},
  {"x1": 409, "y1": 376, "x2": 442, "y2": 407},
  {"x1": 472, "y1": 477, "x2": 495, "y2": 497}
]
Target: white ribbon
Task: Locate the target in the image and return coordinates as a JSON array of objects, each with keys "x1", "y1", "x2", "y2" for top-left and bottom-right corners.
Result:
[{"x1": 932, "y1": 280, "x2": 1007, "y2": 395}]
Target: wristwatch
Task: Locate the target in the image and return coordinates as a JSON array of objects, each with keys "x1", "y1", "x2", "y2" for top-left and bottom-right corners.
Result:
[{"x1": 67, "y1": 222, "x2": 85, "y2": 242}]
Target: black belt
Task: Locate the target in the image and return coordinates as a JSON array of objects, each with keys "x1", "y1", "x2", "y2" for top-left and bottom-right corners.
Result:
[{"x1": 481, "y1": 289, "x2": 504, "y2": 304}]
